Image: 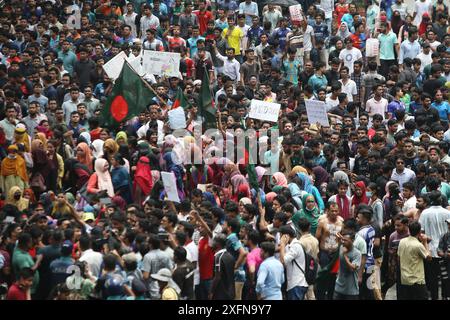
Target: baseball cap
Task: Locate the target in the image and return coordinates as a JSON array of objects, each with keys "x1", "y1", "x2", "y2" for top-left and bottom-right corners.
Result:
[
  {"x1": 83, "y1": 212, "x2": 95, "y2": 222},
  {"x1": 54, "y1": 58, "x2": 63, "y2": 65},
  {"x1": 61, "y1": 240, "x2": 73, "y2": 255}
]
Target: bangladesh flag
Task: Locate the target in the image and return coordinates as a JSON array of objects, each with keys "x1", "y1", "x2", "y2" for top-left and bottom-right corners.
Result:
[
  {"x1": 172, "y1": 88, "x2": 190, "y2": 110},
  {"x1": 101, "y1": 62, "x2": 155, "y2": 128},
  {"x1": 197, "y1": 71, "x2": 216, "y2": 130},
  {"x1": 245, "y1": 134, "x2": 259, "y2": 190}
]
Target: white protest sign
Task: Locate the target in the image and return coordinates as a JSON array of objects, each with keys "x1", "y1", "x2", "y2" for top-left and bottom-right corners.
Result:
[
  {"x1": 161, "y1": 171, "x2": 180, "y2": 203},
  {"x1": 102, "y1": 51, "x2": 127, "y2": 80},
  {"x1": 289, "y1": 5, "x2": 304, "y2": 22},
  {"x1": 249, "y1": 99, "x2": 281, "y2": 122},
  {"x1": 142, "y1": 50, "x2": 181, "y2": 78},
  {"x1": 365, "y1": 38, "x2": 380, "y2": 57},
  {"x1": 168, "y1": 107, "x2": 187, "y2": 129},
  {"x1": 126, "y1": 53, "x2": 145, "y2": 77},
  {"x1": 305, "y1": 100, "x2": 330, "y2": 127}
]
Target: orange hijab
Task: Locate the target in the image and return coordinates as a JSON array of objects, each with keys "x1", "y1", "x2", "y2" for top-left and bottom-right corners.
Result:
[{"x1": 76, "y1": 142, "x2": 94, "y2": 171}]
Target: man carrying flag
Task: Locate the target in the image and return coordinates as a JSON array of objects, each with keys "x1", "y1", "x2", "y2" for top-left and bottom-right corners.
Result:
[{"x1": 101, "y1": 61, "x2": 155, "y2": 129}]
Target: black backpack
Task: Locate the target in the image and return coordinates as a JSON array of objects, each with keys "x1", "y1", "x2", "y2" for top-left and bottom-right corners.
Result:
[{"x1": 292, "y1": 245, "x2": 319, "y2": 286}]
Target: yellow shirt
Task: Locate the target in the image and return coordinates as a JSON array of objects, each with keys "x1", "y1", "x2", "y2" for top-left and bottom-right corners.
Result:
[
  {"x1": 161, "y1": 286, "x2": 179, "y2": 300},
  {"x1": 397, "y1": 236, "x2": 428, "y2": 285},
  {"x1": 222, "y1": 27, "x2": 244, "y2": 55}
]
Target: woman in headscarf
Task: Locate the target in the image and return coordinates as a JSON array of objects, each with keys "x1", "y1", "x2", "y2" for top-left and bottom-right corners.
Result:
[
  {"x1": 296, "y1": 173, "x2": 325, "y2": 210},
  {"x1": 1, "y1": 145, "x2": 28, "y2": 193},
  {"x1": 418, "y1": 12, "x2": 431, "y2": 37},
  {"x1": 337, "y1": 22, "x2": 351, "y2": 39},
  {"x1": 272, "y1": 172, "x2": 288, "y2": 188},
  {"x1": 289, "y1": 165, "x2": 308, "y2": 178},
  {"x1": 111, "y1": 154, "x2": 133, "y2": 204},
  {"x1": 238, "y1": 197, "x2": 252, "y2": 215},
  {"x1": 209, "y1": 158, "x2": 226, "y2": 187},
  {"x1": 76, "y1": 142, "x2": 94, "y2": 172},
  {"x1": 333, "y1": 170, "x2": 351, "y2": 196},
  {"x1": 46, "y1": 139, "x2": 61, "y2": 192},
  {"x1": 36, "y1": 119, "x2": 53, "y2": 139},
  {"x1": 103, "y1": 138, "x2": 119, "y2": 162},
  {"x1": 188, "y1": 162, "x2": 213, "y2": 191},
  {"x1": 35, "y1": 132, "x2": 48, "y2": 150},
  {"x1": 351, "y1": 181, "x2": 369, "y2": 215},
  {"x1": 78, "y1": 132, "x2": 91, "y2": 145},
  {"x1": 30, "y1": 139, "x2": 50, "y2": 196},
  {"x1": 292, "y1": 194, "x2": 321, "y2": 236},
  {"x1": 133, "y1": 156, "x2": 153, "y2": 205},
  {"x1": 87, "y1": 158, "x2": 114, "y2": 198},
  {"x1": 218, "y1": 187, "x2": 231, "y2": 209},
  {"x1": 230, "y1": 174, "x2": 250, "y2": 202},
  {"x1": 265, "y1": 192, "x2": 277, "y2": 203},
  {"x1": 6, "y1": 186, "x2": 29, "y2": 212},
  {"x1": 63, "y1": 158, "x2": 91, "y2": 195},
  {"x1": 312, "y1": 166, "x2": 329, "y2": 189},
  {"x1": 115, "y1": 131, "x2": 128, "y2": 145},
  {"x1": 288, "y1": 182, "x2": 303, "y2": 210},
  {"x1": 51, "y1": 193, "x2": 72, "y2": 219},
  {"x1": 12, "y1": 125, "x2": 31, "y2": 152},
  {"x1": 390, "y1": 10, "x2": 404, "y2": 36},
  {"x1": 91, "y1": 139, "x2": 104, "y2": 159},
  {"x1": 223, "y1": 162, "x2": 240, "y2": 188}
]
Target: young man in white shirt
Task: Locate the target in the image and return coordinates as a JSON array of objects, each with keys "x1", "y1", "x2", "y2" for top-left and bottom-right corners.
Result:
[
  {"x1": 338, "y1": 66, "x2": 357, "y2": 103},
  {"x1": 339, "y1": 37, "x2": 362, "y2": 73},
  {"x1": 366, "y1": 83, "x2": 388, "y2": 119},
  {"x1": 279, "y1": 226, "x2": 308, "y2": 300}
]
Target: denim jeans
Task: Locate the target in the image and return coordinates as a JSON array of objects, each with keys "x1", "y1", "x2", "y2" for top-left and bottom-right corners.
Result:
[{"x1": 287, "y1": 286, "x2": 308, "y2": 300}]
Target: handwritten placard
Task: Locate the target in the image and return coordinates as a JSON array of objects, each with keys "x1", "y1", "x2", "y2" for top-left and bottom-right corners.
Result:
[
  {"x1": 289, "y1": 5, "x2": 304, "y2": 22},
  {"x1": 305, "y1": 100, "x2": 330, "y2": 127},
  {"x1": 142, "y1": 50, "x2": 181, "y2": 78},
  {"x1": 161, "y1": 171, "x2": 180, "y2": 203},
  {"x1": 249, "y1": 99, "x2": 281, "y2": 122}
]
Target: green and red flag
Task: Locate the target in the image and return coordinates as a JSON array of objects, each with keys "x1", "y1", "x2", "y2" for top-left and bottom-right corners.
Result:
[
  {"x1": 101, "y1": 62, "x2": 155, "y2": 128},
  {"x1": 172, "y1": 87, "x2": 190, "y2": 110},
  {"x1": 245, "y1": 134, "x2": 259, "y2": 190},
  {"x1": 197, "y1": 71, "x2": 217, "y2": 130}
]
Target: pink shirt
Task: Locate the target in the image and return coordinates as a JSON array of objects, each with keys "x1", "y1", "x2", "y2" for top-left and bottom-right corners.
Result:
[{"x1": 246, "y1": 247, "x2": 263, "y2": 272}]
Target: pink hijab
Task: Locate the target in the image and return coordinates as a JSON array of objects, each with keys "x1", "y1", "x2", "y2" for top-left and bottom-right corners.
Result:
[{"x1": 273, "y1": 172, "x2": 288, "y2": 187}]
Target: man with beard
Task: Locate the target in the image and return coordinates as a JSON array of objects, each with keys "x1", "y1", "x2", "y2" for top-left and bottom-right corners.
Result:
[
  {"x1": 403, "y1": 139, "x2": 418, "y2": 170},
  {"x1": 352, "y1": 138, "x2": 370, "y2": 179}
]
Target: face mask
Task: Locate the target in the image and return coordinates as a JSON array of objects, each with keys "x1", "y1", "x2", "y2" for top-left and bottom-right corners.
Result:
[
  {"x1": 14, "y1": 194, "x2": 21, "y2": 200},
  {"x1": 366, "y1": 191, "x2": 372, "y2": 198}
]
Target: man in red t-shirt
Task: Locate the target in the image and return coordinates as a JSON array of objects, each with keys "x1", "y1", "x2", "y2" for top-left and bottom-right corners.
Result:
[
  {"x1": 191, "y1": 210, "x2": 215, "y2": 300},
  {"x1": 6, "y1": 268, "x2": 34, "y2": 300},
  {"x1": 194, "y1": 3, "x2": 213, "y2": 36}
]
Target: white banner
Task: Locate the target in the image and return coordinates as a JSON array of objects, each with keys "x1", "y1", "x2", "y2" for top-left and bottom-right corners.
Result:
[
  {"x1": 305, "y1": 100, "x2": 330, "y2": 127},
  {"x1": 249, "y1": 99, "x2": 281, "y2": 122},
  {"x1": 161, "y1": 171, "x2": 180, "y2": 203},
  {"x1": 102, "y1": 51, "x2": 127, "y2": 80},
  {"x1": 142, "y1": 50, "x2": 181, "y2": 78}
]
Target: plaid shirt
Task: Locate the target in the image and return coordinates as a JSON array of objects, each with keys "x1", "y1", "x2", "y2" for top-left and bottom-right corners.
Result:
[{"x1": 351, "y1": 72, "x2": 364, "y2": 104}]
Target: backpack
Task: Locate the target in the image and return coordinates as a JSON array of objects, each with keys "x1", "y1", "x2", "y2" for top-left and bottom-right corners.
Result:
[{"x1": 292, "y1": 244, "x2": 318, "y2": 286}]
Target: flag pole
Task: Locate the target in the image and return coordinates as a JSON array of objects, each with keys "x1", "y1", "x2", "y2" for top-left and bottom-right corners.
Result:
[{"x1": 124, "y1": 61, "x2": 167, "y2": 106}]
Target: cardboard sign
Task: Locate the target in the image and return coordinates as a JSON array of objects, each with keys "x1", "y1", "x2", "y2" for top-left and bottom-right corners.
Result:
[
  {"x1": 168, "y1": 107, "x2": 187, "y2": 129},
  {"x1": 102, "y1": 51, "x2": 127, "y2": 80},
  {"x1": 142, "y1": 50, "x2": 181, "y2": 78},
  {"x1": 249, "y1": 99, "x2": 281, "y2": 122},
  {"x1": 289, "y1": 5, "x2": 304, "y2": 22},
  {"x1": 305, "y1": 100, "x2": 330, "y2": 127},
  {"x1": 161, "y1": 171, "x2": 180, "y2": 203}
]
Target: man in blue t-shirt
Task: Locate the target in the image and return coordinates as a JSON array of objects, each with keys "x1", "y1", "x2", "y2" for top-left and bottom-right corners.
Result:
[{"x1": 357, "y1": 209, "x2": 376, "y2": 300}]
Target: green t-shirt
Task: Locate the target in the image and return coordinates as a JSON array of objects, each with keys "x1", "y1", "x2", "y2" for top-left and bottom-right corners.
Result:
[
  {"x1": 12, "y1": 248, "x2": 39, "y2": 294},
  {"x1": 378, "y1": 32, "x2": 398, "y2": 60}
]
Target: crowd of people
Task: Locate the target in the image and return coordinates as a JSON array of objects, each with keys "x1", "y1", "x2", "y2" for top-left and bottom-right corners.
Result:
[{"x1": 0, "y1": 0, "x2": 450, "y2": 301}]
